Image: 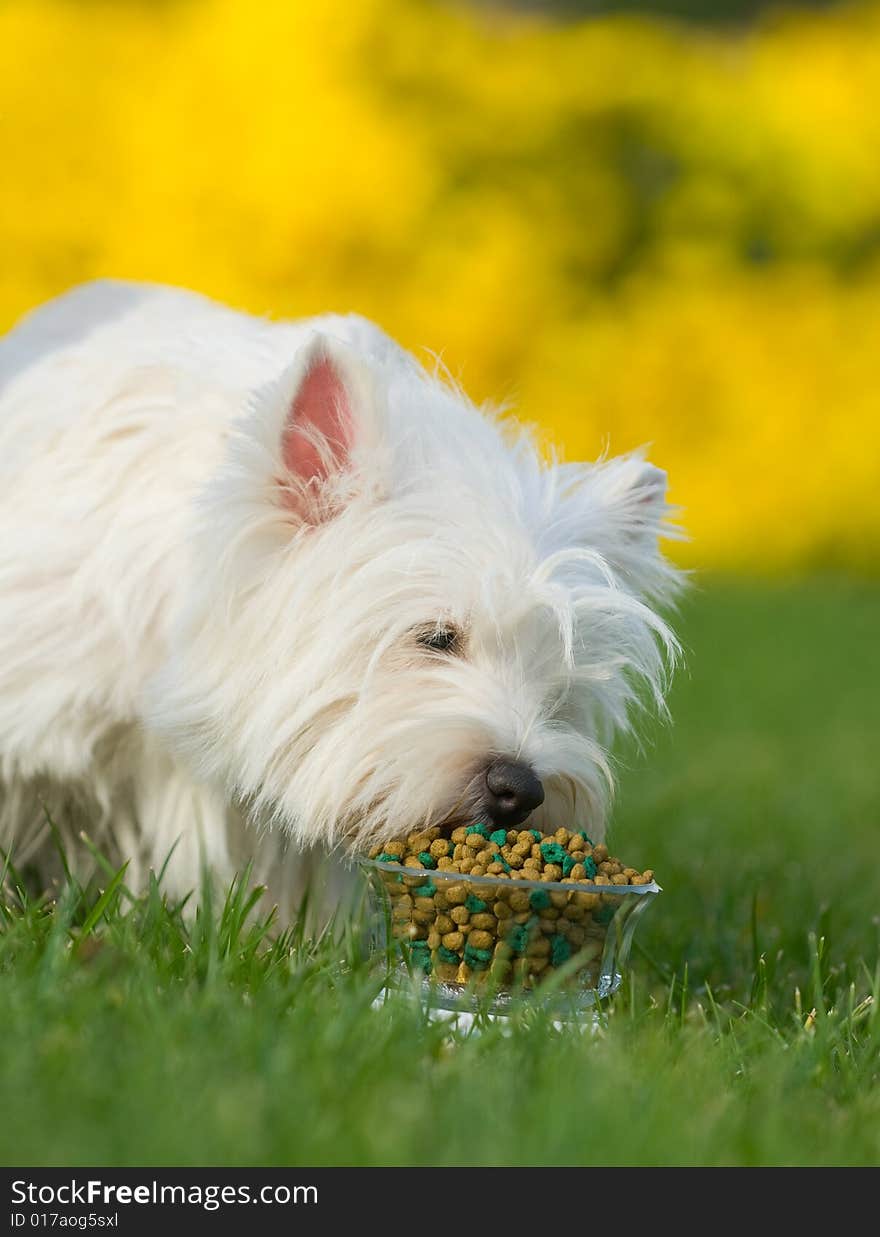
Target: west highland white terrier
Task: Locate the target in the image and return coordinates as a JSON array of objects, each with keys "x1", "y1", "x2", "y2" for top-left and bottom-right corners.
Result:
[{"x1": 0, "y1": 280, "x2": 681, "y2": 915}]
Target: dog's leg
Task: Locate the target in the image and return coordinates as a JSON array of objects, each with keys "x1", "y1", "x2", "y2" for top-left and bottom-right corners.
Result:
[{"x1": 128, "y1": 742, "x2": 237, "y2": 903}]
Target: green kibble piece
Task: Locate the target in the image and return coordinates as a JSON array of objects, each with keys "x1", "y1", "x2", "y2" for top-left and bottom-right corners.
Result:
[
  {"x1": 508, "y1": 925, "x2": 530, "y2": 955},
  {"x1": 376, "y1": 853, "x2": 400, "y2": 864},
  {"x1": 493, "y1": 852, "x2": 511, "y2": 873},
  {"x1": 540, "y1": 841, "x2": 568, "y2": 865},
  {"x1": 463, "y1": 944, "x2": 492, "y2": 970},
  {"x1": 489, "y1": 828, "x2": 508, "y2": 847},
  {"x1": 561, "y1": 854, "x2": 576, "y2": 876},
  {"x1": 417, "y1": 851, "x2": 437, "y2": 869},
  {"x1": 408, "y1": 939, "x2": 432, "y2": 972},
  {"x1": 439, "y1": 947, "x2": 461, "y2": 965},
  {"x1": 529, "y1": 889, "x2": 551, "y2": 911},
  {"x1": 583, "y1": 856, "x2": 598, "y2": 879},
  {"x1": 595, "y1": 904, "x2": 616, "y2": 924},
  {"x1": 578, "y1": 830, "x2": 594, "y2": 846},
  {"x1": 465, "y1": 822, "x2": 491, "y2": 838},
  {"x1": 465, "y1": 894, "x2": 488, "y2": 913},
  {"x1": 416, "y1": 878, "x2": 437, "y2": 897},
  {"x1": 550, "y1": 935, "x2": 572, "y2": 966},
  {"x1": 529, "y1": 829, "x2": 542, "y2": 842}
]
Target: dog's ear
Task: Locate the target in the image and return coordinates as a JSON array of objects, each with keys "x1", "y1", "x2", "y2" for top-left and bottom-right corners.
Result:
[
  {"x1": 277, "y1": 335, "x2": 379, "y2": 520},
  {"x1": 557, "y1": 452, "x2": 682, "y2": 603}
]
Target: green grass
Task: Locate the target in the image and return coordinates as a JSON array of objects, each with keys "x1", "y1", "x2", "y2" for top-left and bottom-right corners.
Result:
[{"x1": 1, "y1": 576, "x2": 878, "y2": 1166}]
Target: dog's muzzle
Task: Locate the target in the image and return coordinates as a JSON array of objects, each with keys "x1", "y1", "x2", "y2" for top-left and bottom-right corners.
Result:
[{"x1": 482, "y1": 758, "x2": 545, "y2": 829}]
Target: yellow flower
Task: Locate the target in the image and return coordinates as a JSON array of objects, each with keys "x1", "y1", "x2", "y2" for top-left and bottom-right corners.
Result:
[{"x1": 2, "y1": 0, "x2": 878, "y2": 570}]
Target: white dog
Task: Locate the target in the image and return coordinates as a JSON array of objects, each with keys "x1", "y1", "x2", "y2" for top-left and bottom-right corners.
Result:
[{"x1": 0, "y1": 281, "x2": 680, "y2": 914}]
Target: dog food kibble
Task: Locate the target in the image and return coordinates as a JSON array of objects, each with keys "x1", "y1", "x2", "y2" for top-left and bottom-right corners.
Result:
[{"x1": 368, "y1": 823, "x2": 656, "y2": 993}]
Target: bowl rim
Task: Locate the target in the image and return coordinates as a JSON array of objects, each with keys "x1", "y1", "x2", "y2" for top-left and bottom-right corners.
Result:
[{"x1": 358, "y1": 856, "x2": 661, "y2": 897}]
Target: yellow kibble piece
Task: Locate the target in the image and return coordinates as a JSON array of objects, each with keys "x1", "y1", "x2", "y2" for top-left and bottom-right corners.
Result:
[
  {"x1": 465, "y1": 833, "x2": 484, "y2": 851},
  {"x1": 430, "y1": 838, "x2": 451, "y2": 858},
  {"x1": 493, "y1": 901, "x2": 513, "y2": 919},
  {"x1": 450, "y1": 827, "x2": 468, "y2": 845},
  {"x1": 427, "y1": 931, "x2": 441, "y2": 950},
  {"x1": 611, "y1": 873, "x2": 629, "y2": 885},
  {"x1": 437, "y1": 856, "x2": 456, "y2": 870},
  {"x1": 554, "y1": 828, "x2": 570, "y2": 845},
  {"x1": 593, "y1": 844, "x2": 609, "y2": 862},
  {"x1": 468, "y1": 930, "x2": 494, "y2": 951},
  {"x1": 508, "y1": 890, "x2": 531, "y2": 912},
  {"x1": 470, "y1": 864, "x2": 486, "y2": 876},
  {"x1": 550, "y1": 891, "x2": 569, "y2": 909},
  {"x1": 541, "y1": 865, "x2": 562, "y2": 881},
  {"x1": 450, "y1": 905, "x2": 470, "y2": 925},
  {"x1": 569, "y1": 864, "x2": 586, "y2": 881},
  {"x1": 413, "y1": 896, "x2": 435, "y2": 912},
  {"x1": 435, "y1": 914, "x2": 454, "y2": 934},
  {"x1": 403, "y1": 855, "x2": 425, "y2": 869},
  {"x1": 470, "y1": 913, "x2": 497, "y2": 931},
  {"x1": 459, "y1": 856, "x2": 475, "y2": 873},
  {"x1": 442, "y1": 931, "x2": 465, "y2": 951}
]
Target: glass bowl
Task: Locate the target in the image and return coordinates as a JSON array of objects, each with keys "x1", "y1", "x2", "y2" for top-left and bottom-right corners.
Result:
[{"x1": 361, "y1": 858, "x2": 660, "y2": 1016}]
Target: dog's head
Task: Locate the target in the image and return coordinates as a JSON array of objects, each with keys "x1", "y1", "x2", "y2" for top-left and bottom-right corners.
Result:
[{"x1": 151, "y1": 324, "x2": 682, "y2": 852}]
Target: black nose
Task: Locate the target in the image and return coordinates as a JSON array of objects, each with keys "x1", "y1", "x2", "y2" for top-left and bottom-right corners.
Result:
[{"x1": 483, "y1": 759, "x2": 544, "y2": 828}]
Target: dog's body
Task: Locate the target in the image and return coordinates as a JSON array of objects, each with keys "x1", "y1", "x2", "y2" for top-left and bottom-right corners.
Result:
[{"x1": 0, "y1": 281, "x2": 680, "y2": 913}]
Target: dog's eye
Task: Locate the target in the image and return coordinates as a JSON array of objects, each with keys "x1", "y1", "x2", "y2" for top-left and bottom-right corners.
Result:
[{"x1": 415, "y1": 624, "x2": 462, "y2": 655}]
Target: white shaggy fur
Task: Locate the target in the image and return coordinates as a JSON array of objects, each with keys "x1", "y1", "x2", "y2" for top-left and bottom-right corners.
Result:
[{"x1": 0, "y1": 280, "x2": 681, "y2": 914}]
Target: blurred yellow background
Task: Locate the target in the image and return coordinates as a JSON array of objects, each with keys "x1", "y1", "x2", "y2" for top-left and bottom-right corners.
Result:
[{"x1": 1, "y1": 0, "x2": 878, "y2": 571}]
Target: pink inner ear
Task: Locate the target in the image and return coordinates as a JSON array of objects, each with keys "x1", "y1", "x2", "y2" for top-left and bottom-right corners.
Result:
[{"x1": 281, "y1": 354, "x2": 354, "y2": 488}]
